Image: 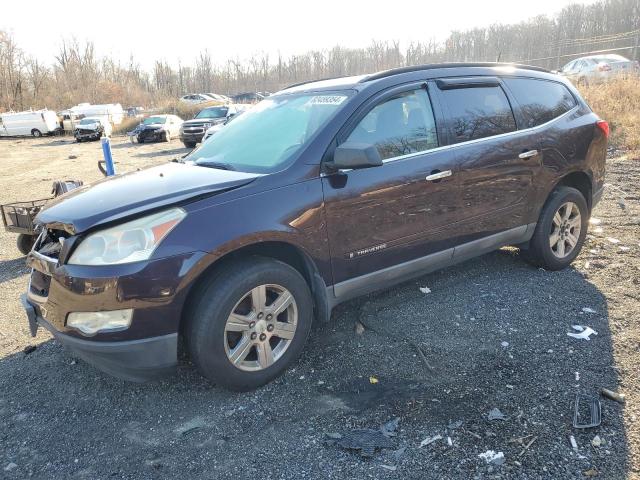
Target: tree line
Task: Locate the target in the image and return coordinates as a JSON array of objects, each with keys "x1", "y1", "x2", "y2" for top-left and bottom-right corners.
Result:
[{"x1": 1, "y1": 0, "x2": 638, "y2": 112}]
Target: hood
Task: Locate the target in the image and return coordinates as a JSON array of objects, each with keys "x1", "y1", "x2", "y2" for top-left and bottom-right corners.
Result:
[
  {"x1": 76, "y1": 122, "x2": 101, "y2": 131},
  {"x1": 36, "y1": 162, "x2": 261, "y2": 234},
  {"x1": 183, "y1": 117, "x2": 225, "y2": 126},
  {"x1": 140, "y1": 124, "x2": 164, "y2": 130}
]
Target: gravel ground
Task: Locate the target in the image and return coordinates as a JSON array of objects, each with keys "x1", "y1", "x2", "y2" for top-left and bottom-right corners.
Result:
[{"x1": 0, "y1": 137, "x2": 639, "y2": 479}]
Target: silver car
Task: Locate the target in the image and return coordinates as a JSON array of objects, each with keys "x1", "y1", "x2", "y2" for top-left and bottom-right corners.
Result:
[{"x1": 560, "y1": 54, "x2": 640, "y2": 85}]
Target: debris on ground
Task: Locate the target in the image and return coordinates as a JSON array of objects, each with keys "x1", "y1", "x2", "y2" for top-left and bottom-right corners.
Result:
[
  {"x1": 419, "y1": 286, "x2": 431, "y2": 294},
  {"x1": 419, "y1": 434, "x2": 442, "y2": 448},
  {"x1": 380, "y1": 464, "x2": 397, "y2": 471},
  {"x1": 592, "y1": 435, "x2": 604, "y2": 448},
  {"x1": 354, "y1": 321, "x2": 365, "y2": 335},
  {"x1": 68, "y1": 154, "x2": 78, "y2": 159},
  {"x1": 369, "y1": 376, "x2": 379, "y2": 384},
  {"x1": 570, "y1": 435, "x2": 579, "y2": 451},
  {"x1": 488, "y1": 408, "x2": 506, "y2": 421},
  {"x1": 23, "y1": 345, "x2": 36, "y2": 355},
  {"x1": 478, "y1": 450, "x2": 505, "y2": 465},
  {"x1": 589, "y1": 218, "x2": 602, "y2": 225},
  {"x1": 447, "y1": 436, "x2": 453, "y2": 446},
  {"x1": 581, "y1": 307, "x2": 597, "y2": 314},
  {"x1": 518, "y1": 436, "x2": 537, "y2": 457},
  {"x1": 583, "y1": 468, "x2": 599, "y2": 477},
  {"x1": 606, "y1": 237, "x2": 621, "y2": 244},
  {"x1": 567, "y1": 325, "x2": 598, "y2": 341},
  {"x1": 380, "y1": 417, "x2": 400, "y2": 437},
  {"x1": 573, "y1": 394, "x2": 601, "y2": 429},
  {"x1": 601, "y1": 387, "x2": 626, "y2": 404},
  {"x1": 325, "y1": 429, "x2": 394, "y2": 457},
  {"x1": 3, "y1": 463, "x2": 17, "y2": 472},
  {"x1": 501, "y1": 341, "x2": 509, "y2": 348}
]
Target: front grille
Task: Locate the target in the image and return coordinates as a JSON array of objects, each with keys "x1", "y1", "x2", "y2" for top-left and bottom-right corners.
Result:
[
  {"x1": 77, "y1": 128, "x2": 98, "y2": 135},
  {"x1": 138, "y1": 129, "x2": 160, "y2": 140}
]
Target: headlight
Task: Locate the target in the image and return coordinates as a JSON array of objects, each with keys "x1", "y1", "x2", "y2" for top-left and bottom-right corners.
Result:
[
  {"x1": 67, "y1": 309, "x2": 133, "y2": 336},
  {"x1": 68, "y1": 208, "x2": 186, "y2": 265}
]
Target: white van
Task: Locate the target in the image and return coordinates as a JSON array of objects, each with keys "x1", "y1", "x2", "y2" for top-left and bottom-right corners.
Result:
[
  {"x1": 0, "y1": 109, "x2": 60, "y2": 137},
  {"x1": 60, "y1": 103, "x2": 125, "y2": 132}
]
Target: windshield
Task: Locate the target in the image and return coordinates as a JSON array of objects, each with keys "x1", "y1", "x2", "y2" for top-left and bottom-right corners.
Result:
[
  {"x1": 142, "y1": 116, "x2": 166, "y2": 125},
  {"x1": 195, "y1": 107, "x2": 228, "y2": 119},
  {"x1": 186, "y1": 92, "x2": 352, "y2": 173},
  {"x1": 79, "y1": 118, "x2": 98, "y2": 125}
]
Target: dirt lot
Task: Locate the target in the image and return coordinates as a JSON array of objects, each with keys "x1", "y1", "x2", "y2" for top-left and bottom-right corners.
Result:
[{"x1": 0, "y1": 136, "x2": 639, "y2": 479}]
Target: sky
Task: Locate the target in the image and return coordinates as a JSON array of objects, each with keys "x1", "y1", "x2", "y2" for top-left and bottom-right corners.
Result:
[{"x1": 1, "y1": 0, "x2": 598, "y2": 69}]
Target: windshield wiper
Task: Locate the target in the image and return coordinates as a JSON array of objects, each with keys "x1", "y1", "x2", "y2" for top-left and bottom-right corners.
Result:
[{"x1": 196, "y1": 160, "x2": 236, "y2": 171}]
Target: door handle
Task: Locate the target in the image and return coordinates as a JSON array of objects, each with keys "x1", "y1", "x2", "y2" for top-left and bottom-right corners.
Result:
[
  {"x1": 519, "y1": 149, "x2": 538, "y2": 159},
  {"x1": 425, "y1": 170, "x2": 452, "y2": 181}
]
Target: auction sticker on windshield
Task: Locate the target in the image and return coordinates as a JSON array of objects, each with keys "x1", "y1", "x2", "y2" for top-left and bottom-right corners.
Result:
[{"x1": 308, "y1": 95, "x2": 348, "y2": 105}]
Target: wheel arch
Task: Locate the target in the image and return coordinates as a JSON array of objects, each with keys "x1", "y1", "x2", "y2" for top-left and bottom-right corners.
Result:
[
  {"x1": 180, "y1": 240, "x2": 331, "y2": 337},
  {"x1": 555, "y1": 170, "x2": 593, "y2": 213}
]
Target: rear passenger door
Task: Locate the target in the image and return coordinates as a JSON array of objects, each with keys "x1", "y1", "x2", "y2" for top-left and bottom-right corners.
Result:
[{"x1": 434, "y1": 78, "x2": 540, "y2": 239}]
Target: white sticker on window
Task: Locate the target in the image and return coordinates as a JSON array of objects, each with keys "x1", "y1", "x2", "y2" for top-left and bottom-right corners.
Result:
[{"x1": 308, "y1": 95, "x2": 347, "y2": 106}]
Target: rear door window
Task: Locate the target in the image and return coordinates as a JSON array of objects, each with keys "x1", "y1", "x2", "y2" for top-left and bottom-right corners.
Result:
[
  {"x1": 504, "y1": 78, "x2": 577, "y2": 128},
  {"x1": 439, "y1": 86, "x2": 516, "y2": 144},
  {"x1": 346, "y1": 89, "x2": 438, "y2": 160}
]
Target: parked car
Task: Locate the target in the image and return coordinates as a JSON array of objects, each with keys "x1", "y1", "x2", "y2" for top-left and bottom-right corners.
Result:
[
  {"x1": 231, "y1": 92, "x2": 265, "y2": 104},
  {"x1": 0, "y1": 109, "x2": 60, "y2": 137},
  {"x1": 202, "y1": 109, "x2": 245, "y2": 142},
  {"x1": 21, "y1": 63, "x2": 607, "y2": 390},
  {"x1": 74, "y1": 117, "x2": 112, "y2": 142},
  {"x1": 62, "y1": 103, "x2": 125, "y2": 127},
  {"x1": 560, "y1": 54, "x2": 640, "y2": 85},
  {"x1": 135, "y1": 115, "x2": 184, "y2": 143},
  {"x1": 206, "y1": 93, "x2": 231, "y2": 103},
  {"x1": 179, "y1": 104, "x2": 241, "y2": 148},
  {"x1": 179, "y1": 94, "x2": 215, "y2": 105}
]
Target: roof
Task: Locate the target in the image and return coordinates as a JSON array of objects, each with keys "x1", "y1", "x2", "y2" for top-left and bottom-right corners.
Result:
[{"x1": 282, "y1": 62, "x2": 550, "y2": 93}]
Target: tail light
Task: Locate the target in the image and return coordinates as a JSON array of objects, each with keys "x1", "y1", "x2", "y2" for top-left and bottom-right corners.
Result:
[
  {"x1": 596, "y1": 120, "x2": 609, "y2": 139},
  {"x1": 597, "y1": 63, "x2": 611, "y2": 72}
]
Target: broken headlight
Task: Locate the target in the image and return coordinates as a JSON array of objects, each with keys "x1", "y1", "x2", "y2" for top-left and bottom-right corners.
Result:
[{"x1": 68, "y1": 208, "x2": 186, "y2": 265}]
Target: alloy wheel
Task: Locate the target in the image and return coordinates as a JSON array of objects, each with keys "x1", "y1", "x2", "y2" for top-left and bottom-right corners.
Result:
[
  {"x1": 223, "y1": 284, "x2": 298, "y2": 372},
  {"x1": 549, "y1": 201, "x2": 581, "y2": 258}
]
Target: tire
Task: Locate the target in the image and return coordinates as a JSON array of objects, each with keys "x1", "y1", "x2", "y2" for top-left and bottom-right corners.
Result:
[
  {"x1": 186, "y1": 256, "x2": 313, "y2": 391},
  {"x1": 17, "y1": 234, "x2": 36, "y2": 255},
  {"x1": 523, "y1": 186, "x2": 588, "y2": 270},
  {"x1": 31, "y1": 129, "x2": 42, "y2": 138},
  {"x1": 183, "y1": 141, "x2": 196, "y2": 148}
]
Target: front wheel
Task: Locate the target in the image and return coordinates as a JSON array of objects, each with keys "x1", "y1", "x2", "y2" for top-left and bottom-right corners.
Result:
[
  {"x1": 523, "y1": 186, "x2": 588, "y2": 270},
  {"x1": 31, "y1": 129, "x2": 42, "y2": 138},
  {"x1": 186, "y1": 257, "x2": 313, "y2": 391},
  {"x1": 183, "y1": 141, "x2": 196, "y2": 148}
]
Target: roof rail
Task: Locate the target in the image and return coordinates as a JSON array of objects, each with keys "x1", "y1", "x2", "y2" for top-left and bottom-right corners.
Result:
[
  {"x1": 283, "y1": 76, "x2": 341, "y2": 90},
  {"x1": 359, "y1": 62, "x2": 550, "y2": 82}
]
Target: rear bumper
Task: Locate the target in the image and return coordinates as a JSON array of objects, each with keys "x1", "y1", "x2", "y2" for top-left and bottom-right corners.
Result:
[{"x1": 21, "y1": 294, "x2": 177, "y2": 382}]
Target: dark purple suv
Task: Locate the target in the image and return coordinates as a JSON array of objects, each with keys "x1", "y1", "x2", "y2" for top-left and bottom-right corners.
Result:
[{"x1": 21, "y1": 63, "x2": 608, "y2": 390}]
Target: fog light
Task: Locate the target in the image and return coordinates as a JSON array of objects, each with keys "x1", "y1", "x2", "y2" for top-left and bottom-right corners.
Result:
[{"x1": 67, "y1": 310, "x2": 133, "y2": 336}]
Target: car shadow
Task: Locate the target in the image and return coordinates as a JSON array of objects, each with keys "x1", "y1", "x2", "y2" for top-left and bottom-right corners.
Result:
[
  {"x1": 0, "y1": 256, "x2": 29, "y2": 284},
  {"x1": 0, "y1": 248, "x2": 628, "y2": 478}
]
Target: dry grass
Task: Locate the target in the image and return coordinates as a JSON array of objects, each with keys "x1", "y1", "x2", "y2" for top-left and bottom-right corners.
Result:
[{"x1": 578, "y1": 77, "x2": 640, "y2": 153}]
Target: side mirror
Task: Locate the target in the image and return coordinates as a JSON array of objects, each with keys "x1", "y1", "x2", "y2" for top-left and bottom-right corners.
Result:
[{"x1": 330, "y1": 142, "x2": 383, "y2": 170}]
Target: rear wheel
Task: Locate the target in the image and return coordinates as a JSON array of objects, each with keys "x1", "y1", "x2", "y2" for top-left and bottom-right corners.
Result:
[
  {"x1": 523, "y1": 186, "x2": 588, "y2": 270},
  {"x1": 186, "y1": 257, "x2": 313, "y2": 391},
  {"x1": 17, "y1": 234, "x2": 36, "y2": 255},
  {"x1": 31, "y1": 129, "x2": 42, "y2": 138}
]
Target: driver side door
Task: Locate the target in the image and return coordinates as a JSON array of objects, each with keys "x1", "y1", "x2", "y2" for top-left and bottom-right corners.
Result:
[{"x1": 322, "y1": 83, "x2": 462, "y2": 300}]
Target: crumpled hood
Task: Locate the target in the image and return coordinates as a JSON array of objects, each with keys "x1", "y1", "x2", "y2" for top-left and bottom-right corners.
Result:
[{"x1": 36, "y1": 162, "x2": 261, "y2": 234}]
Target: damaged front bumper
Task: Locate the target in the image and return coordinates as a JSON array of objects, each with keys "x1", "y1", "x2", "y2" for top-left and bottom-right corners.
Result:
[
  {"x1": 21, "y1": 294, "x2": 177, "y2": 381},
  {"x1": 21, "y1": 233, "x2": 207, "y2": 381}
]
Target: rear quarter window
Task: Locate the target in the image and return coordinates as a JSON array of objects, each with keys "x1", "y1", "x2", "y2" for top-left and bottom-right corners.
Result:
[
  {"x1": 504, "y1": 78, "x2": 577, "y2": 128},
  {"x1": 440, "y1": 86, "x2": 516, "y2": 144}
]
